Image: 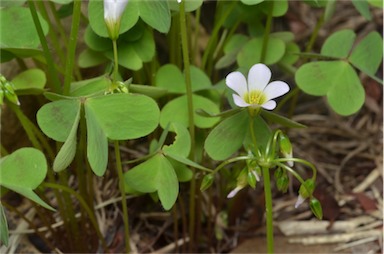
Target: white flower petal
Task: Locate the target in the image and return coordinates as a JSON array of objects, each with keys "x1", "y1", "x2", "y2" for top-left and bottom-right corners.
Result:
[
  {"x1": 233, "y1": 94, "x2": 250, "y2": 107},
  {"x1": 263, "y1": 81, "x2": 289, "y2": 101},
  {"x1": 226, "y1": 71, "x2": 248, "y2": 97},
  {"x1": 247, "y1": 63, "x2": 271, "y2": 92},
  {"x1": 261, "y1": 100, "x2": 276, "y2": 110},
  {"x1": 104, "y1": 0, "x2": 129, "y2": 22},
  {"x1": 295, "y1": 195, "x2": 306, "y2": 208},
  {"x1": 251, "y1": 170, "x2": 260, "y2": 182},
  {"x1": 227, "y1": 186, "x2": 243, "y2": 198},
  {"x1": 284, "y1": 151, "x2": 294, "y2": 167}
]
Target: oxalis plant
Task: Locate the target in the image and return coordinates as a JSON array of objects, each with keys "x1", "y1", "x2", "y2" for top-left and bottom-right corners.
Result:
[{"x1": 0, "y1": 0, "x2": 382, "y2": 253}]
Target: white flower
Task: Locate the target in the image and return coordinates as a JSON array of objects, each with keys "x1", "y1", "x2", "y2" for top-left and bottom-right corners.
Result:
[
  {"x1": 104, "y1": 0, "x2": 129, "y2": 40},
  {"x1": 226, "y1": 63, "x2": 290, "y2": 111},
  {"x1": 104, "y1": 0, "x2": 128, "y2": 23},
  {"x1": 294, "y1": 194, "x2": 306, "y2": 208},
  {"x1": 227, "y1": 186, "x2": 244, "y2": 199}
]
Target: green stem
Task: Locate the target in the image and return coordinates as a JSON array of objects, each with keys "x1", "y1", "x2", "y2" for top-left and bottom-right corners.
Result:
[
  {"x1": 262, "y1": 166, "x2": 274, "y2": 254},
  {"x1": 112, "y1": 39, "x2": 119, "y2": 86},
  {"x1": 179, "y1": 1, "x2": 197, "y2": 250},
  {"x1": 305, "y1": 14, "x2": 324, "y2": 53},
  {"x1": 36, "y1": 1, "x2": 66, "y2": 67},
  {"x1": 260, "y1": 0, "x2": 274, "y2": 63},
  {"x1": 42, "y1": 182, "x2": 107, "y2": 251},
  {"x1": 27, "y1": 0, "x2": 61, "y2": 93},
  {"x1": 48, "y1": 1, "x2": 68, "y2": 47},
  {"x1": 201, "y1": 1, "x2": 236, "y2": 71},
  {"x1": 275, "y1": 158, "x2": 317, "y2": 180},
  {"x1": 212, "y1": 156, "x2": 251, "y2": 175},
  {"x1": 8, "y1": 103, "x2": 55, "y2": 161},
  {"x1": 63, "y1": 0, "x2": 81, "y2": 95},
  {"x1": 114, "y1": 141, "x2": 131, "y2": 253},
  {"x1": 58, "y1": 171, "x2": 80, "y2": 251}
]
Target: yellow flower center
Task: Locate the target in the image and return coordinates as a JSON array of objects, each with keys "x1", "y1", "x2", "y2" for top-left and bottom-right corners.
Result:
[{"x1": 244, "y1": 90, "x2": 267, "y2": 106}]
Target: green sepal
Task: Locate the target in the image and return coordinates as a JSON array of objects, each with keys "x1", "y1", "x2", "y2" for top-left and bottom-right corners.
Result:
[
  {"x1": 200, "y1": 174, "x2": 214, "y2": 191},
  {"x1": 309, "y1": 197, "x2": 323, "y2": 220},
  {"x1": 298, "y1": 179, "x2": 315, "y2": 199}
]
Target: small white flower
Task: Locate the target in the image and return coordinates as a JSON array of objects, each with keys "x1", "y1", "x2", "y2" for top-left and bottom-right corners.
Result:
[
  {"x1": 226, "y1": 63, "x2": 289, "y2": 111},
  {"x1": 227, "y1": 186, "x2": 244, "y2": 199},
  {"x1": 104, "y1": 0, "x2": 129, "y2": 40},
  {"x1": 104, "y1": 0, "x2": 128, "y2": 23},
  {"x1": 285, "y1": 151, "x2": 294, "y2": 167},
  {"x1": 294, "y1": 194, "x2": 306, "y2": 208}
]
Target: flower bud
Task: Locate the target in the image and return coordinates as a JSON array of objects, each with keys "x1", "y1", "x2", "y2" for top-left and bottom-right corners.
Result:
[
  {"x1": 104, "y1": 0, "x2": 129, "y2": 40},
  {"x1": 309, "y1": 197, "x2": 323, "y2": 220},
  {"x1": 200, "y1": 174, "x2": 214, "y2": 191},
  {"x1": 279, "y1": 133, "x2": 293, "y2": 167},
  {"x1": 227, "y1": 168, "x2": 247, "y2": 198},
  {"x1": 298, "y1": 179, "x2": 315, "y2": 199}
]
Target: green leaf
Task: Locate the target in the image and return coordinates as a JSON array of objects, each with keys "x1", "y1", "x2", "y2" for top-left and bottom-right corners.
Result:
[
  {"x1": 0, "y1": 1, "x2": 26, "y2": 8},
  {"x1": 85, "y1": 105, "x2": 108, "y2": 176},
  {"x1": 50, "y1": 0, "x2": 73, "y2": 4},
  {"x1": 138, "y1": 1, "x2": 171, "y2": 33},
  {"x1": 156, "y1": 64, "x2": 184, "y2": 93},
  {"x1": 70, "y1": 76, "x2": 110, "y2": 97},
  {"x1": 205, "y1": 110, "x2": 249, "y2": 160},
  {"x1": 323, "y1": 0, "x2": 336, "y2": 22},
  {"x1": 261, "y1": 0, "x2": 288, "y2": 17},
  {"x1": 78, "y1": 49, "x2": 108, "y2": 68},
  {"x1": 104, "y1": 44, "x2": 142, "y2": 70},
  {"x1": 84, "y1": 26, "x2": 112, "y2": 52},
  {"x1": 11, "y1": 69, "x2": 46, "y2": 90},
  {"x1": 296, "y1": 61, "x2": 365, "y2": 115},
  {"x1": 168, "y1": 159, "x2": 193, "y2": 182},
  {"x1": 53, "y1": 102, "x2": 81, "y2": 172},
  {"x1": 321, "y1": 30, "x2": 356, "y2": 59},
  {"x1": 237, "y1": 37, "x2": 285, "y2": 69},
  {"x1": 0, "y1": 6, "x2": 49, "y2": 49},
  {"x1": 279, "y1": 42, "x2": 300, "y2": 65},
  {"x1": 352, "y1": 0, "x2": 372, "y2": 20},
  {"x1": 216, "y1": 34, "x2": 249, "y2": 69},
  {"x1": 129, "y1": 84, "x2": 167, "y2": 99},
  {"x1": 163, "y1": 123, "x2": 191, "y2": 158},
  {"x1": 270, "y1": 32, "x2": 295, "y2": 43},
  {"x1": 85, "y1": 93, "x2": 160, "y2": 140},
  {"x1": 156, "y1": 64, "x2": 212, "y2": 93},
  {"x1": 165, "y1": 153, "x2": 212, "y2": 173},
  {"x1": 0, "y1": 203, "x2": 9, "y2": 246},
  {"x1": 130, "y1": 28, "x2": 155, "y2": 62},
  {"x1": 37, "y1": 99, "x2": 82, "y2": 142},
  {"x1": 241, "y1": 0, "x2": 264, "y2": 5},
  {"x1": 160, "y1": 94, "x2": 220, "y2": 129},
  {"x1": 243, "y1": 115, "x2": 271, "y2": 151},
  {"x1": 261, "y1": 110, "x2": 306, "y2": 128},
  {"x1": 1, "y1": 48, "x2": 43, "y2": 62},
  {"x1": 0, "y1": 148, "x2": 54, "y2": 211},
  {"x1": 124, "y1": 154, "x2": 178, "y2": 210},
  {"x1": 88, "y1": 0, "x2": 139, "y2": 38},
  {"x1": 168, "y1": 0, "x2": 203, "y2": 12},
  {"x1": 349, "y1": 31, "x2": 383, "y2": 76}
]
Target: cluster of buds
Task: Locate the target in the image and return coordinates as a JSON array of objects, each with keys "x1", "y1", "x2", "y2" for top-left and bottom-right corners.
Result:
[{"x1": 0, "y1": 74, "x2": 20, "y2": 106}]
